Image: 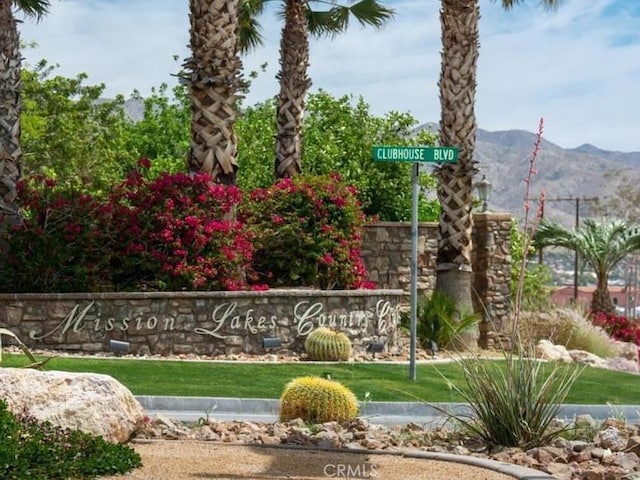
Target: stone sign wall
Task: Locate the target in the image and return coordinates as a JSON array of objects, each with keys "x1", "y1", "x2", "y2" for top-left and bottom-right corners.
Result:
[
  {"x1": 361, "y1": 212, "x2": 513, "y2": 348},
  {"x1": 0, "y1": 290, "x2": 403, "y2": 356}
]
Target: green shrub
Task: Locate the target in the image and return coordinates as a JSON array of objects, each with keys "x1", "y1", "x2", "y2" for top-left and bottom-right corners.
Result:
[
  {"x1": 279, "y1": 376, "x2": 359, "y2": 423},
  {"x1": 401, "y1": 291, "x2": 480, "y2": 350},
  {"x1": 0, "y1": 400, "x2": 141, "y2": 479},
  {"x1": 241, "y1": 174, "x2": 371, "y2": 289},
  {"x1": 304, "y1": 327, "x2": 352, "y2": 361}
]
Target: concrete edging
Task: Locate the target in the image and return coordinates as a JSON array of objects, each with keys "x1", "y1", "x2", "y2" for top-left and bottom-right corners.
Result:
[{"x1": 136, "y1": 395, "x2": 640, "y2": 425}]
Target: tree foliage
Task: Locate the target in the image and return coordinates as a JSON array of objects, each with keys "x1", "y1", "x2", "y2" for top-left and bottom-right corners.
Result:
[
  {"x1": 534, "y1": 217, "x2": 640, "y2": 313},
  {"x1": 19, "y1": 62, "x2": 439, "y2": 221},
  {"x1": 236, "y1": 90, "x2": 439, "y2": 221},
  {"x1": 21, "y1": 60, "x2": 132, "y2": 195}
]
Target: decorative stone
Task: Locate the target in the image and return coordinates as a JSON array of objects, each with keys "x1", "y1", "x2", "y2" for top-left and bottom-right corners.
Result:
[
  {"x1": 536, "y1": 339, "x2": 572, "y2": 362},
  {"x1": 596, "y1": 427, "x2": 627, "y2": 452},
  {"x1": 591, "y1": 447, "x2": 613, "y2": 459},
  {"x1": 0, "y1": 368, "x2": 144, "y2": 443},
  {"x1": 575, "y1": 414, "x2": 597, "y2": 429},
  {"x1": 569, "y1": 349, "x2": 607, "y2": 368},
  {"x1": 544, "y1": 462, "x2": 574, "y2": 480},
  {"x1": 614, "y1": 452, "x2": 640, "y2": 470},
  {"x1": 626, "y1": 436, "x2": 640, "y2": 456}
]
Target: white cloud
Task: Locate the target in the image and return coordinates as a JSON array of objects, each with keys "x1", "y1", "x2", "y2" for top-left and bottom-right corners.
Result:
[{"x1": 18, "y1": 0, "x2": 640, "y2": 152}]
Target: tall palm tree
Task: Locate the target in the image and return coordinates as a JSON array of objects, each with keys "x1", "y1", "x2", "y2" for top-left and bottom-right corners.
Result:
[
  {"x1": 434, "y1": 0, "x2": 561, "y2": 346},
  {"x1": 184, "y1": 0, "x2": 244, "y2": 185},
  {"x1": 534, "y1": 218, "x2": 640, "y2": 315},
  {"x1": 239, "y1": 0, "x2": 394, "y2": 179},
  {"x1": 0, "y1": 0, "x2": 49, "y2": 224}
]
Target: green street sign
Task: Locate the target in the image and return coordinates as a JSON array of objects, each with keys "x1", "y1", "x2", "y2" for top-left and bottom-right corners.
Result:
[{"x1": 372, "y1": 145, "x2": 459, "y2": 163}]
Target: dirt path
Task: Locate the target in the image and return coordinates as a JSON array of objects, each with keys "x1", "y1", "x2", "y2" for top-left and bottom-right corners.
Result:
[{"x1": 103, "y1": 440, "x2": 520, "y2": 480}]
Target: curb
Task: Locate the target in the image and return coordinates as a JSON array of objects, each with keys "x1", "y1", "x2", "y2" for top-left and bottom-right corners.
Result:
[{"x1": 136, "y1": 395, "x2": 640, "y2": 426}]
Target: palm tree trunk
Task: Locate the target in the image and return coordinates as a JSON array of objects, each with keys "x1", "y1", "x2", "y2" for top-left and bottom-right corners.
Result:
[
  {"x1": 0, "y1": 2, "x2": 22, "y2": 225},
  {"x1": 274, "y1": 0, "x2": 309, "y2": 179},
  {"x1": 185, "y1": 0, "x2": 243, "y2": 185},
  {"x1": 592, "y1": 273, "x2": 614, "y2": 315},
  {"x1": 435, "y1": 0, "x2": 480, "y2": 348}
]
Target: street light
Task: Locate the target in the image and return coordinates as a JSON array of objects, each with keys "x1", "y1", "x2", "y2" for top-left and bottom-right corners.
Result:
[{"x1": 475, "y1": 175, "x2": 492, "y2": 212}]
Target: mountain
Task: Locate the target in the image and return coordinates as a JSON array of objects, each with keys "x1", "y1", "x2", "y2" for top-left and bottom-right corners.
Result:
[{"x1": 419, "y1": 124, "x2": 640, "y2": 226}]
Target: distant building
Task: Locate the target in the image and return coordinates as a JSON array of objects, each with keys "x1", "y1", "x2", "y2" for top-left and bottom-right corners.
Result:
[{"x1": 551, "y1": 285, "x2": 638, "y2": 316}]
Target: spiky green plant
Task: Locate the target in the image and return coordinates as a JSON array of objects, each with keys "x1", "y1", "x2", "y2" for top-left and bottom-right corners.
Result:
[
  {"x1": 401, "y1": 291, "x2": 479, "y2": 350},
  {"x1": 304, "y1": 327, "x2": 352, "y2": 361},
  {"x1": 279, "y1": 375, "x2": 358, "y2": 423},
  {"x1": 436, "y1": 346, "x2": 584, "y2": 449}
]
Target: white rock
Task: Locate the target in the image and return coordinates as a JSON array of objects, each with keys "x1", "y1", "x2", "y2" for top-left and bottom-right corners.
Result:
[
  {"x1": 568, "y1": 349, "x2": 607, "y2": 368},
  {"x1": 596, "y1": 426, "x2": 628, "y2": 452},
  {"x1": 0, "y1": 368, "x2": 144, "y2": 443},
  {"x1": 616, "y1": 341, "x2": 639, "y2": 361},
  {"x1": 536, "y1": 339, "x2": 572, "y2": 362}
]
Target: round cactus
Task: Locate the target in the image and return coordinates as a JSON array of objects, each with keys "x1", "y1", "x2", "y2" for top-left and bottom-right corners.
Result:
[
  {"x1": 279, "y1": 376, "x2": 359, "y2": 423},
  {"x1": 304, "y1": 327, "x2": 352, "y2": 361}
]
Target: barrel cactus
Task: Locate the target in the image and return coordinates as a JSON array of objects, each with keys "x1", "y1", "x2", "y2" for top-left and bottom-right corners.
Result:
[
  {"x1": 304, "y1": 327, "x2": 352, "y2": 361},
  {"x1": 279, "y1": 376, "x2": 359, "y2": 423}
]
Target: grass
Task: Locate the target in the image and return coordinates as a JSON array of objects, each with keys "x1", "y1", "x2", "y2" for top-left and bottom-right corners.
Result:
[{"x1": 2, "y1": 354, "x2": 639, "y2": 404}]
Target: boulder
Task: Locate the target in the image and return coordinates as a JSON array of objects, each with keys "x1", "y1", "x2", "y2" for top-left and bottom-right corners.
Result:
[
  {"x1": 0, "y1": 368, "x2": 144, "y2": 443},
  {"x1": 536, "y1": 339, "x2": 572, "y2": 362},
  {"x1": 569, "y1": 349, "x2": 607, "y2": 368},
  {"x1": 616, "y1": 341, "x2": 639, "y2": 361}
]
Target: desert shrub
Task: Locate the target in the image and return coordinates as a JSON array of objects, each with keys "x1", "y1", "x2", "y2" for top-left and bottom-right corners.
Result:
[
  {"x1": 241, "y1": 174, "x2": 370, "y2": 289},
  {"x1": 401, "y1": 291, "x2": 479, "y2": 350},
  {"x1": 0, "y1": 400, "x2": 141, "y2": 479},
  {"x1": 437, "y1": 345, "x2": 584, "y2": 449},
  {"x1": 304, "y1": 327, "x2": 352, "y2": 361},
  {"x1": 279, "y1": 376, "x2": 359, "y2": 423},
  {"x1": 516, "y1": 307, "x2": 619, "y2": 358},
  {"x1": 0, "y1": 175, "x2": 107, "y2": 292},
  {"x1": 103, "y1": 159, "x2": 255, "y2": 291},
  {"x1": 591, "y1": 311, "x2": 640, "y2": 346}
]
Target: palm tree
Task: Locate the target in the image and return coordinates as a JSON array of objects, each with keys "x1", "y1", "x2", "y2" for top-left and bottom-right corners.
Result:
[
  {"x1": 434, "y1": 0, "x2": 561, "y2": 347},
  {"x1": 0, "y1": 0, "x2": 49, "y2": 224},
  {"x1": 534, "y1": 218, "x2": 640, "y2": 315},
  {"x1": 239, "y1": 0, "x2": 394, "y2": 179},
  {"x1": 184, "y1": 0, "x2": 244, "y2": 185}
]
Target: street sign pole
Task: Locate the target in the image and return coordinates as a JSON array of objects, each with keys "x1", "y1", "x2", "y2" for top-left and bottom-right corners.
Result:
[
  {"x1": 372, "y1": 145, "x2": 458, "y2": 381},
  {"x1": 409, "y1": 162, "x2": 419, "y2": 381}
]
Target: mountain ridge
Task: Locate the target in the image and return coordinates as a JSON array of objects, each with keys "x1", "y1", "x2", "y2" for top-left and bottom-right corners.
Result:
[{"x1": 417, "y1": 123, "x2": 640, "y2": 226}]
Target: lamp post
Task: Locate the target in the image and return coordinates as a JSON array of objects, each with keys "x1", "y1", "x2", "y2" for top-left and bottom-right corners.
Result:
[{"x1": 475, "y1": 175, "x2": 492, "y2": 212}]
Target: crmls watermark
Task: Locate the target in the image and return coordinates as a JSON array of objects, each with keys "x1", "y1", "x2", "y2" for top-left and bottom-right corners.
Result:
[{"x1": 323, "y1": 463, "x2": 378, "y2": 478}]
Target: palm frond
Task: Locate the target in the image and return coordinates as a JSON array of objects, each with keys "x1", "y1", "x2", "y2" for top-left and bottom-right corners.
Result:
[
  {"x1": 305, "y1": 0, "x2": 393, "y2": 38},
  {"x1": 534, "y1": 217, "x2": 640, "y2": 307},
  {"x1": 239, "y1": 0, "x2": 266, "y2": 53},
  {"x1": 13, "y1": 0, "x2": 50, "y2": 20},
  {"x1": 348, "y1": 0, "x2": 394, "y2": 28}
]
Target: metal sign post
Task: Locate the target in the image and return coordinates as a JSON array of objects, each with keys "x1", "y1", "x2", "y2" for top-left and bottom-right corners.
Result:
[{"x1": 372, "y1": 145, "x2": 459, "y2": 381}]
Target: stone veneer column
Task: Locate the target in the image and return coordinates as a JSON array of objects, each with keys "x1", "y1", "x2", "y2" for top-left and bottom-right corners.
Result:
[
  {"x1": 360, "y1": 222, "x2": 438, "y2": 300},
  {"x1": 471, "y1": 212, "x2": 512, "y2": 349}
]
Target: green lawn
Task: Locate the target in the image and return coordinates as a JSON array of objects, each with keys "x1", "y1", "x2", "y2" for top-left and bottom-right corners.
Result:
[{"x1": 2, "y1": 354, "x2": 638, "y2": 404}]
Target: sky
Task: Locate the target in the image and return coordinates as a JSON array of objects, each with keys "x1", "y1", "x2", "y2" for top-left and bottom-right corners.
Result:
[{"x1": 18, "y1": 0, "x2": 640, "y2": 152}]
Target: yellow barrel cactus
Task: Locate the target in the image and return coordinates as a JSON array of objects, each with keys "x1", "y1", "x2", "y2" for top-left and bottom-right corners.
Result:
[
  {"x1": 279, "y1": 376, "x2": 359, "y2": 423},
  {"x1": 304, "y1": 327, "x2": 352, "y2": 361}
]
